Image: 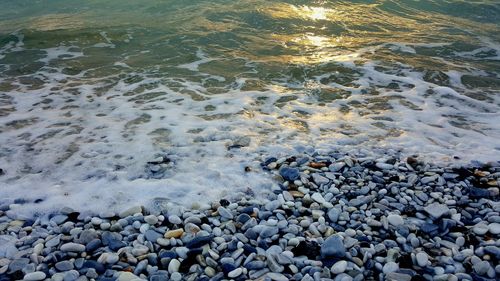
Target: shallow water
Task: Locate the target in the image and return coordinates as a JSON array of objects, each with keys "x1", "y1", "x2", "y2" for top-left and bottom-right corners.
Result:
[{"x1": 0, "y1": 0, "x2": 499, "y2": 215}]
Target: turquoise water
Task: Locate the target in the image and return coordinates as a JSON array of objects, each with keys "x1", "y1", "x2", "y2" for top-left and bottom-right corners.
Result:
[{"x1": 0, "y1": 0, "x2": 499, "y2": 213}]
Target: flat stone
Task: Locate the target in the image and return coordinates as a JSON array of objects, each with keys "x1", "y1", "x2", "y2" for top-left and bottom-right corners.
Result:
[
  {"x1": 8, "y1": 258, "x2": 29, "y2": 273},
  {"x1": 488, "y1": 223, "x2": 500, "y2": 234},
  {"x1": 217, "y1": 207, "x2": 233, "y2": 219},
  {"x1": 144, "y1": 215, "x2": 158, "y2": 225},
  {"x1": 420, "y1": 223, "x2": 439, "y2": 234},
  {"x1": 484, "y1": 246, "x2": 500, "y2": 259},
  {"x1": 329, "y1": 162, "x2": 345, "y2": 172},
  {"x1": 23, "y1": 271, "x2": 46, "y2": 281},
  {"x1": 131, "y1": 245, "x2": 149, "y2": 256},
  {"x1": 267, "y1": 272, "x2": 288, "y2": 281},
  {"x1": 63, "y1": 270, "x2": 80, "y2": 281},
  {"x1": 145, "y1": 230, "x2": 162, "y2": 242},
  {"x1": 311, "y1": 193, "x2": 326, "y2": 204},
  {"x1": 331, "y1": 260, "x2": 347, "y2": 274},
  {"x1": 228, "y1": 268, "x2": 243, "y2": 278},
  {"x1": 383, "y1": 262, "x2": 399, "y2": 274},
  {"x1": 424, "y1": 203, "x2": 449, "y2": 220},
  {"x1": 60, "y1": 243, "x2": 86, "y2": 252},
  {"x1": 312, "y1": 174, "x2": 329, "y2": 185},
  {"x1": 82, "y1": 260, "x2": 105, "y2": 274},
  {"x1": 79, "y1": 230, "x2": 98, "y2": 244},
  {"x1": 50, "y1": 215, "x2": 68, "y2": 225},
  {"x1": 165, "y1": 229, "x2": 184, "y2": 239},
  {"x1": 45, "y1": 235, "x2": 61, "y2": 248},
  {"x1": 386, "y1": 272, "x2": 412, "y2": 281},
  {"x1": 289, "y1": 191, "x2": 304, "y2": 198},
  {"x1": 279, "y1": 167, "x2": 300, "y2": 181},
  {"x1": 55, "y1": 260, "x2": 74, "y2": 271},
  {"x1": 186, "y1": 235, "x2": 213, "y2": 249},
  {"x1": 387, "y1": 214, "x2": 404, "y2": 226},
  {"x1": 421, "y1": 175, "x2": 437, "y2": 184},
  {"x1": 473, "y1": 224, "x2": 489, "y2": 235},
  {"x1": 259, "y1": 226, "x2": 279, "y2": 238},
  {"x1": 321, "y1": 234, "x2": 345, "y2": 258},
  {"x1": 117, "y1": 272, "x2": 142, "y2": 281},
  {"x1": 473, "y1": 261, "x2": 491, "y2": 275},
  {"x1": 119, "y1": 206, "x2": 142, "y2": 218},
  {"x1": 168, "y1": 215, "x2": 182, "y2": 224},
  {"x1": 327, "y1": 208, "x2": 340, "y2": 223},
  {"x1": 98, "y1": 253, "x2": 119, "y2": 265},
  {"x1": 376, "y1": 163, "x2": 393, "y2": 170}
]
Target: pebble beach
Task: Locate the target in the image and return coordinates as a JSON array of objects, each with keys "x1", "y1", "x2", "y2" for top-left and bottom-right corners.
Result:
[{"x1": 1, "y1": 151, "x2": 499, "y2": 281}]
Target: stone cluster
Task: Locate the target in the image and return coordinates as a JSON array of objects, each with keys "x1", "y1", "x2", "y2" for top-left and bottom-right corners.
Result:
[{"x1": 1, "y1": 152, "x2": 499, "y2": 281}]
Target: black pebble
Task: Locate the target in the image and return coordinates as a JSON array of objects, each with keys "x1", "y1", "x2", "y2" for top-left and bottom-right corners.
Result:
[
  {"x1": 397, "y1": 253, "x2": 413, "y2": 268},
  {"x1": 402, "y1": 205, "x2": 417, "y2": 216},
  {"x1": 82, "y1": 260, "x2": 105, "y2": 274},
  {"x1": 185, "y1": 235, "x2": 213, "y2": 249},
  {"x1": 411, "y1": 275, "x2": 426, "y2": 281},
  {"x1": 219, "y1": 199, "x2": 230, "y2": 207},
  {"x1": 67, "y1": 212, "x2": 80, "y2": 222},
  {"x1": 292, "y1": 240, "x2": 320, "y2": 259},
  {"x1": 221, "y1": 263, "x2": 236, "y2": 274}
]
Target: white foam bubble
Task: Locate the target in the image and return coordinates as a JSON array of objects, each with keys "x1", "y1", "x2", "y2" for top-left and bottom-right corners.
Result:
[{"x1": 1, "y1": 30, "x2": 499, "y2": 217}]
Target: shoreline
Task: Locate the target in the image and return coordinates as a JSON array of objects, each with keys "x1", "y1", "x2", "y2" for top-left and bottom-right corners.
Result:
[{"x1": 1, "y1": 152, "x2": 499, "y2": 281}]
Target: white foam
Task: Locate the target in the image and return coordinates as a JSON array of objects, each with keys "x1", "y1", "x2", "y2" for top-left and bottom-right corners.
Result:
[
  {"x1": 455, "y1": 36, "x2": 500, "y2": 61},
  {"x1": 177, "y1": 49, "x2": 215, "y2": 71},
  {"x1": 1, "y1": 30, "x2": 499, "y2": 218},
  {"x1": 38, "y1": 45, "x2": 84, "y2": 64}
]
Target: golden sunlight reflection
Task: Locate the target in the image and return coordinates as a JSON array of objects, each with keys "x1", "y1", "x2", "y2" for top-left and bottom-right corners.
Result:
[
  {"x1": 258, "y1": 2, "x2": 450, "y2": 65},
  {"x1": 301, "y1": 6, "x2": 328, "y2": 21},
  {"x1": 29, "y1": 14, "x2": 86, "y2": 31}
]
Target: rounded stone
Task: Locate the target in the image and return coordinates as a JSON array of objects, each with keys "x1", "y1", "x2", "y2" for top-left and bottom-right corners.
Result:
[
  {"x1": 383, "y1": 262, "x2": 399, "y2": 274},
  {"x1": 144, "y1": 215, "x2": 158, "y2": 225},
  {"x1": 170, "y1": 272, "x2": 182, "y2": 281},
  {"x1": 55, "y1": 260, "x2": 74, "y2": 271},
  {"x1": 168, "y1": 215, "x2": 182, "y2": 225},
  {"x1": 228, "y1": 268, "x2": 243, "y2": 278},
  {"x1": 387, "y1": 214, "x2": 404, "y2": 226},
  {"x1": 60, "y1": 243, "x2": 86, "y2": 252},
  {"x1": 331, "y1": 260, "x2": 348, "y2": 274},
  {"x1": 416, "y1": 252, "x2": 429, "y2": 267},
  {"x1": 473, "y1": 224, "x2": 489, "y2": 235},
  {"x1": 168, "y1": 259, "x2": 180, "y2": 273},
  {"x1": 473, "y1": 261, "x2": 491, "y2": 275},
  {"x1": 23, "y1": 272, "x2": 46, "y2": 281},
  {"x1": 488, "y1": 223, "x2": 500, "y2": 235}
]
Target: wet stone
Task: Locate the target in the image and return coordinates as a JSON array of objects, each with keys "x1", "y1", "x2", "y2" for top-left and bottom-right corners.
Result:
[
  {"x1": 60, "y1": 243, "x2": 86, "y2": 252},
  {"x1": 145, "y1": 230, "x2": 162, "y2": 242},
  {"x1": 23, "y1": 272, "x2": 46, "y2": 281},
  {"x1": 55, "y1": 260, "x2": 74, "y2": 271},
  {"x1": 424, "y1": 203, "x2": 449, "y2": 220},
  {"x1": 279, "y1": 167, "x2": 300, "y2": 181},
  {"x1": 185, "y1": 235, "x2": 213, "y2": 249},
  {"x1": 217, "y1": 207, "x2": 233, "y2": 219},
  {"x1": 321, "y1": 235, "x2": 345, "y2": 258}
]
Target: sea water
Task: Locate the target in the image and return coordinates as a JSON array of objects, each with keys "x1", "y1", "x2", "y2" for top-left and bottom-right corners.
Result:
[{"x1": 0, "y1": 0, "x2": 499, "y2": 216}]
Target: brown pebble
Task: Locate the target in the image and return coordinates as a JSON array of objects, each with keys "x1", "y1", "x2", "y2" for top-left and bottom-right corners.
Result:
[
  {"x1": 164, "y1": 228, "x2": 184, "y2": 239},
  {"x1": 289, "y1": 191, "x2": 305, "y2": 198},
  {"x1": 407, "y1": 157, "x2": 418, "y2": 166},
  {"x1": 309, "y1": 162, "x2": 327, "y2": 168}
]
